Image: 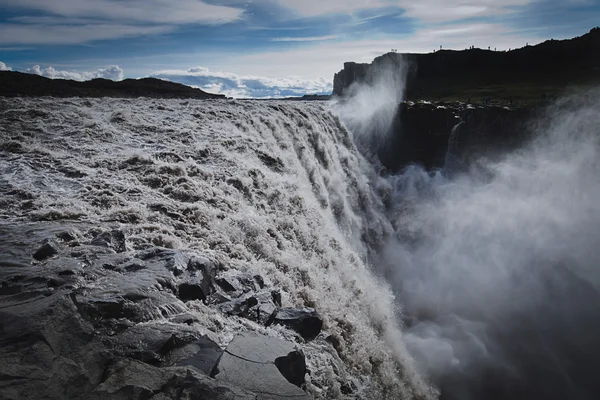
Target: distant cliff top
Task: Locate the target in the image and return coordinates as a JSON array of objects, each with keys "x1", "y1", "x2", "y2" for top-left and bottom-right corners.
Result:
[
  {"x1": 334, "y1": 27, "x2": 600, "y2": 105},
  {"x1": 0, "y1": 71, "x2": 226, "y2": 99}
]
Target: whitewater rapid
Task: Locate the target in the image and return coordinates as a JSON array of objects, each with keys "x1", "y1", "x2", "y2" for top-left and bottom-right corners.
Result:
[{"x1": 0, "y1": 97, "x2": 432, "y2": 399}]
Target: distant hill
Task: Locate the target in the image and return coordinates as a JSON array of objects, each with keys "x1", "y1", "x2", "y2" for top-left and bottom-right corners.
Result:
[
  {"x1": 0, "y1": 71, "x2": 226, "y2": 99},
  {"x1": 333, "y1": 27, "x2": 600, "y2": 105}
]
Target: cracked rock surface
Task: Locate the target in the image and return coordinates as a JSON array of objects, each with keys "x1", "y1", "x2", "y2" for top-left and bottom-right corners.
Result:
[
  {"x1": 215, "y1": 332, "x2": 311, "y2": 400},
  {"x1": 0, "y1": 223, "x2": 316, "y2": 399}
]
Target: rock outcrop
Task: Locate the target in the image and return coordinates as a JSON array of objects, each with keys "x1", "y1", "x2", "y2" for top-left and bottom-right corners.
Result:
[
  {"x1": 0, "y1": 223, "x2": 319, "y2": 399},
  {"x1": 376, "y1": 102, "x2": 537, "y2": 172},
  {"x1": 215, "y1": 332, "x2": 311, "y2": 399},
  {"x1": 333, "y1": 27, "x2": 600, "y2": 102}
]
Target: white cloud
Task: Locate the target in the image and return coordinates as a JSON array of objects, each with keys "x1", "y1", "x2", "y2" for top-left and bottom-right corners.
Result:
[
  {"x1": 277, "y1": 0, "x2": 532, "y2": 23},
  {"x1": 0, "y1": 0, "x2": 244, "y2": 45},
  {"x1": 0, "y1": 23, "x2": 173, "y2": 45},
  {"x1": 26, "y1": 64, "x2": 124, "y2": 81},
  {"x1": 277, "y1": 0, "x2": 389, "y2": 17},
  {"x1": 400, "y1": 0, "x2": 531, "y2": 23},
  {"x1": 1, "y1": 0, "x2": 243, "y2": 25},
  {"x1": 0, "y1": 61, "x2": 12, "y2": 71},
  {"x1": 272, "y1": 35, "x2": 338, "y2": 42},
  {"x1": 152, "y1": 66, "x2": 332, "y2": 98},
  {"x1": 224, "y1": 22, "x2": 544, "y2": 79}
]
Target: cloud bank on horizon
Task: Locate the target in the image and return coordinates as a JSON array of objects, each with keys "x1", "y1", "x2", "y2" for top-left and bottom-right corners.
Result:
[{"x1": 0, "y1": 0, "x2": 598, "y2": 98}]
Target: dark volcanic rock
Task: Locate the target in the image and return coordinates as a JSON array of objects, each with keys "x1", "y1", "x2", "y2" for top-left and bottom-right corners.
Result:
[
  {"x1": 269, "y1": 308, "x2": 323, "y2": 341},
  {"x1": 373, "y1": 102, "x2": 536, "y2": 172},
  {"x1": 90, "y1": 229, "x2": 126, "y2": 253},
  {"x1": 171, "y1": 337, "x2": 224, "y2": 376},
  {"x1": 216, "y1": 276, "x2": 240, "y2": 292},
  {"x1": 275, "y1": 350, "x2": 307, "y2": 388},
  {"x1": 33, "y1": 238, "x2": 60, "y2": 261},
  {"x1": 0, "y1": 222, "x2": 316, "y2": 399},
  {"x1": 178, "y1": 281, "x2": 209, "y2": 302},
  {"x1": 217, "y1": 291, "x2": 280, "y2": 325},
  {"x1": 215, "y1": 273, "x2": 264, "y2": 294},
  {"x1": 0, "y1": 294, "x2": 108, "y2": 400},
  {"x1": 81, "y1": 358, "x2": 255, "y2": 400},
  {"x1": 215, "y1": 332, "x2": 310, "y2": 400}
]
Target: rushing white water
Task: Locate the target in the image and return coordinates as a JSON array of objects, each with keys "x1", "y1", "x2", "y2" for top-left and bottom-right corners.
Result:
[{"x1": 0, "y1": 97, "x2": 433, "y2": 399}]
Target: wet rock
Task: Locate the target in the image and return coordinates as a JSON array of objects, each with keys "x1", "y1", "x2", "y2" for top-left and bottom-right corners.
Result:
[
  {"x1": 269, "y1": 308, "x2": 323, "y2": 341},
  {"x1": 237, "y1": 273, "x2": 259, "y2": 292},
  {"x1": 207, "y1": 292, "x2": 232, "y2": 305},
  {"x1": 74, "y1": 295, "x2": 140, "y2": 322},
  {"x1": 178, "y1": 282, "x2": 209, "y2": 302},
  {"x1": 84, "y1": 359, "x2": 255, "y2": 400},
  {"x1": 90, "y1": 229, "x2": 126, "y2": 253},
  {"x1": 169, "y1": 313, "x2": 200, "y2": 325},
  {"x1": 170, "y1": 336, "x2": 224, "y2": 376},
  {"x1": 216, "y1": 276, "x2": 239, "y2": 292},
  {"x1": 1, "y1": 223, "x2": 310, "y2": 399},
  {"x1": 159, "y1": 332, "x2": 202, "y2": 355},
  {"x1": 55, "y1": 229, "x2": 81, "y2": 243},
  {"x1": 341, "y1": 379, "x2": 358, "y2": 395},
  {"x1": 0, "y1": 295, "x2": 108, "y2": 400},
  {"x1": 254, "y1": 275, "x2": 265, "y2": 289},
  {"x1": 271, "y1": 290, "x2": 282, "y2": 307},
  {"x1": 218, "y1": 294, "x2": 259, "y2": 318},
  {"x1": 187, "y1": 255, "x2": 216, "y2": 276},
  {"x1": 106, "y1": 324, "x2": 191, "y2": 366},
  {"x1": 33, "y1": 238, "x2": 60, "y2": 261},
  {"x1": 150, "y1": 249, "x2": 188, "y2": 276},
  {"x1": 274, "y1": 350, "x2": 307, "y2": 388},
  {"x1": 216, "y1": 273, "x2": 264, "y2": 295},
  {"x1": 215, "y1": 332, "x2": 310, "y2": 399},
  {"x1": 255, "y1": 302, "x2": 278, "y2": 325}
]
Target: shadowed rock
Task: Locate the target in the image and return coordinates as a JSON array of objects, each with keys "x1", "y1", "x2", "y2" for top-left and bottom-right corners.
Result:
[
  {"x1": 214, "y1": 332, "x2": 310, "y2": 400},
  {"x1": 275, "y1": 350, "x2": 307, "y2": 388},
  {"x1": 80, "y1": 359, "x2": 255, "y2": 400},
  {"x1": 90, "y1": 230, "x2": 126, "y2": 253},
  {"x1": 0, "y1": 222, "x2": 315, "y2": 399},
  {"x1": 33, "y1": 239, "x2": 60, "y2": 261},
  {"x1": 269, "y1": 308, "x2": 323, "y2": 341}
]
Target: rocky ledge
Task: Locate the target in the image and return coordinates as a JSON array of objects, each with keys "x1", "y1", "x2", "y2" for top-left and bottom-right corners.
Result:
[
  {"x1": 0, "y1": 223, "x2": 322, "y2": 399},
  {"x1": 371, "y1": 101, "x2": 539, "y2": 172}
]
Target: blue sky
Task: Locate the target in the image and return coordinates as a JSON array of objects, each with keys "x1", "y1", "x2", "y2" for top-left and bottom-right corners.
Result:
[{"x1": 0, "y1": 0, "x2": 599, "y2": 97}]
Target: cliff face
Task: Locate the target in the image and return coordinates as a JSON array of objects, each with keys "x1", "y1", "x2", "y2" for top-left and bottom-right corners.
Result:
[
  {"x1": 333, "y1": 27, "x2": 600, "y2": 101},
  {"x1": 376, "y1": 102, "x2": 536, "y2": 172},
  {"x1": 335, "y1": 28, "x2": 600, "y2": 172}
]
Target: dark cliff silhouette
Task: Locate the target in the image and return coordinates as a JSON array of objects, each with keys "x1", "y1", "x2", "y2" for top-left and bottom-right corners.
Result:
[
  {"x1": 0, "y1": 71, "x2": 226, "y2": 99},
  {"x1": 334, "y1": 27, "x2": 600, "y2": 104}
]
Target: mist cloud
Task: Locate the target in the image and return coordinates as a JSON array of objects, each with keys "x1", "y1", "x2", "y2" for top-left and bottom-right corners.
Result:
[
  {"x1": 336, "y1": 55, "x2": 600, "y2": 397},
  {"x1": 379, "y1": 91, "x2": 600, "y2": 398}
]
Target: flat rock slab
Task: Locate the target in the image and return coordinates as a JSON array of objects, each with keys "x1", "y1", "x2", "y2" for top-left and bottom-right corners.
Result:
[
  {"x1": 82, "y1": 359, "x2": 256, "y2": 400},
  {"x1": 215, "y1": 332, "x2": 310, "y2": 400}
]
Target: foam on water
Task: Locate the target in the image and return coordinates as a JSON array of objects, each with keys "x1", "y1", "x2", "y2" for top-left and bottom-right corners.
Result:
[{"x1": 0, "y1": 97, "x2": 433, "y2": 399}]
